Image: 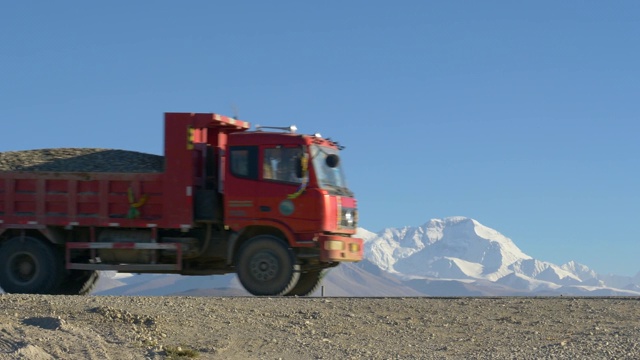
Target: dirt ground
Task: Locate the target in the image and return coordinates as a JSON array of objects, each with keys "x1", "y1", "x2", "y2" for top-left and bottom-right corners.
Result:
[{"x1": 0, "y1": 295, "x2": 638, "y2": 359}]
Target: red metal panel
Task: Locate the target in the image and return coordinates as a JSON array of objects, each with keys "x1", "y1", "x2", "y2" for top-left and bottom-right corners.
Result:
[
  {"x1": 163, "y1": 113, "x2": 195, "y2": 227},
  {"x1": 4, "y1": 179, "x2": 14, "y2": 216},
  {"x1": 36, "y1": 179, "x2": 45, "y2": 217},
  {"x1": 67, "y1": 180, "x2": 77, "y2": 218},
  {"x1": 0, "y1": 172, "x2": 170, "y2": 228},
  {"x1": 162, "y1": 112, "x2": 250, "y2": 228},
  {"x1": 98, "y1": 179, "x2": 108, "y2": 221},
  {"x1": 0, "y1": 179, "x2": 5, "y2": 216}
]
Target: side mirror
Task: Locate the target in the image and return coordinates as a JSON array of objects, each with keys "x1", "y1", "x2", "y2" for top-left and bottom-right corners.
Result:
[{"x1": 325, "y1": 154, "x2": 340, "y2": 168}]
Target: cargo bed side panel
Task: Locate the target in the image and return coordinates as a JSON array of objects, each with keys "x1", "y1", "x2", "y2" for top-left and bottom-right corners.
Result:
[{"x1": 0, "y1": 172, "x2": 191, "y2": 229}]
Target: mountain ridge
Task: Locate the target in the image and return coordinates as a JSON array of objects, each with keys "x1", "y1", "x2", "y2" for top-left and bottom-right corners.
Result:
[{"x1": 359, "y1": 216, "x2": 640, "y2": 296}]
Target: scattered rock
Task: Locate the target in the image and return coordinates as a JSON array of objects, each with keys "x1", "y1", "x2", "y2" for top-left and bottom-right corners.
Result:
[{"x1": 22, "y1": 317, "x2": 66, "y2": 331}]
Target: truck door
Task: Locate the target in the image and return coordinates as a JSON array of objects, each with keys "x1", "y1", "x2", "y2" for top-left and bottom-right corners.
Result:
[
  {"x1": 259, "y1": 145, "x2": 313, "y2": 230},
  {"x1": 224, "y1": 146, "x2": 259, "y2": 224}
]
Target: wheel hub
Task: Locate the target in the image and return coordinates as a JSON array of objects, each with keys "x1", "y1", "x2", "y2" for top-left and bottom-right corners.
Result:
[
  {"x1": 19, "y1": 261, "x2": 34, "y2": 276},
  {"x1": 9, "y1": 254, "x2": 38, "y2": 284},
  {"x1": 249, "y1": 253, "x2": 279, "y2": 281}
]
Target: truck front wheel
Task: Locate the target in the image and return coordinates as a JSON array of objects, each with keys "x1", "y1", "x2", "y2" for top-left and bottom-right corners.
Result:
[
  {"x1": 0, "y1": 237, "x2": 65, "y2": 294},
  {"x1": 284, "y1": 269, "x2": 325, "y2": 296},
  {"x1": 235, "y1": 236, "x2": 300, "y2": 296}
]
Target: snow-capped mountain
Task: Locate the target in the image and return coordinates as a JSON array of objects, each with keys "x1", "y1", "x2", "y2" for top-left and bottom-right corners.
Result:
[
  {"x1": 365, "y1": 217, "x2": 531, "y2": 281},
  {"x1": 360, "y1": 217, "x2": 640, "y2": 296}
]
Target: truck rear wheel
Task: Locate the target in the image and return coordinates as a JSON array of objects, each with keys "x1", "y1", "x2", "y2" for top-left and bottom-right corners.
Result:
[
  {"x1": 54, "y1": 270, "x2": 100, "y2": 295},
  {"x1": 0, "y1": 237, "x2": 65, "y2": 294},
  {"x1": 235, "y1": 236, "x2": 300, "y2": 296},
  {"x1": 284, "y1": 269, "x2": 325, "y2": 296}
]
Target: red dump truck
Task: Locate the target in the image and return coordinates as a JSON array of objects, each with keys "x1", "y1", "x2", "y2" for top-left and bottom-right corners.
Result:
[{"x1": 0, "y1": 112, "x2": 362, "y2": 296}]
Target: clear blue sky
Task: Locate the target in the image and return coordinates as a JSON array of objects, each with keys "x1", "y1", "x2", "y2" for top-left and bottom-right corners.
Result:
[{"x1": 2, "y1": 2, "x2": 639, "y2": 276}]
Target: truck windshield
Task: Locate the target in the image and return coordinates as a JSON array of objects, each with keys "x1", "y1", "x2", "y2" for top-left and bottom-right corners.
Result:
[{"x1": 310, "y1": 145, "x2": 352, "y2": 196}]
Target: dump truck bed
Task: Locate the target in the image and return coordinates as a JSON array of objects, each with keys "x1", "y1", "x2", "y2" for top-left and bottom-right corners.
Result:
[{"x1": 0, "y1": 171, "x2": 191, "y2": 230}]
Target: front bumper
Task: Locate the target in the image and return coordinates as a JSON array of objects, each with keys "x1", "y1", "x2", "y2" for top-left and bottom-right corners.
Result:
[{"x1": 318, "y1": 234, "x2": 363, "y2": 262}]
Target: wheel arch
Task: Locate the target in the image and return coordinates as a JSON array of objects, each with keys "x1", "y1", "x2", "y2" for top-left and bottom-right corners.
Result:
[
  {"x1": 226, "y1": 222, "x2": 295, "y2": 266},
  {"x1": 0, "y1": 228, "x2": 63, "y2": 246}
]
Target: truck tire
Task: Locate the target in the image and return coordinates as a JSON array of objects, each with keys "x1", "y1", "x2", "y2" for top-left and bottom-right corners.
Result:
[
  {"x1": 54, "y1": 270, "x2": 100, "y2": 295},
  {"x1": 235, "y1": 236, "x2": 300, "y2": 296},
  {"x1": 0, "y1": 236, "x2": 65, "y2": 294},
  {"x1": 284, "y1": 269, "x2": 325, "y2": 297}
]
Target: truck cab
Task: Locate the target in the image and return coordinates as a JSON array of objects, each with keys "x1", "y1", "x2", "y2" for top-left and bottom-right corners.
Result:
[{"x1": 223, "y1": 128, "x2": 362, "y2": 295}]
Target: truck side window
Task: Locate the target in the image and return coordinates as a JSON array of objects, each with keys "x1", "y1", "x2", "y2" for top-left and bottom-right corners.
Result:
[
  {"x1": 230, "y1": 146, "x2": 258, "y2": 179},
  {"x1": 263, "y1": 146, "x2": 303, "y2": 183}
]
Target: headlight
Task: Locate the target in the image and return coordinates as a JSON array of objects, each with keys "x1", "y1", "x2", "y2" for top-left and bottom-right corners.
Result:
[{"x1": 344, "y1": 210, "x2": 353, "y2": 227}]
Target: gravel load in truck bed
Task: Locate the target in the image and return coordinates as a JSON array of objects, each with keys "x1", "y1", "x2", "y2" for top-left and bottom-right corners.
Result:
[{"x1": 0, "y1": 148, "x2": 164, "y2": 173}]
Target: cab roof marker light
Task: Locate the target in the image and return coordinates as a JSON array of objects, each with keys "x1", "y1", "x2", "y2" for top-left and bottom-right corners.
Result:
[{"x1": 254, "y1": 125, "x2": 297, "y2": 134}]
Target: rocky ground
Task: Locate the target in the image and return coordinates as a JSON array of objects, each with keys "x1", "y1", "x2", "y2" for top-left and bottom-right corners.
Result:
[{"x1": 0, "y1": 295, "x2": 638, "y2": 359}]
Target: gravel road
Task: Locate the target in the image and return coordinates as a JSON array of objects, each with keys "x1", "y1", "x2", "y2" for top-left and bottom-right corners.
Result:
[{"x1": 0, "y1": 295, "x2": 638, "y2": 359}]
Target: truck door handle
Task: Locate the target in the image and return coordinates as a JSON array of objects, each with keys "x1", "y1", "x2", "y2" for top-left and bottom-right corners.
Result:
[{"x1": 259, "y1": 206, "x2": 271, "y2": 212}]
